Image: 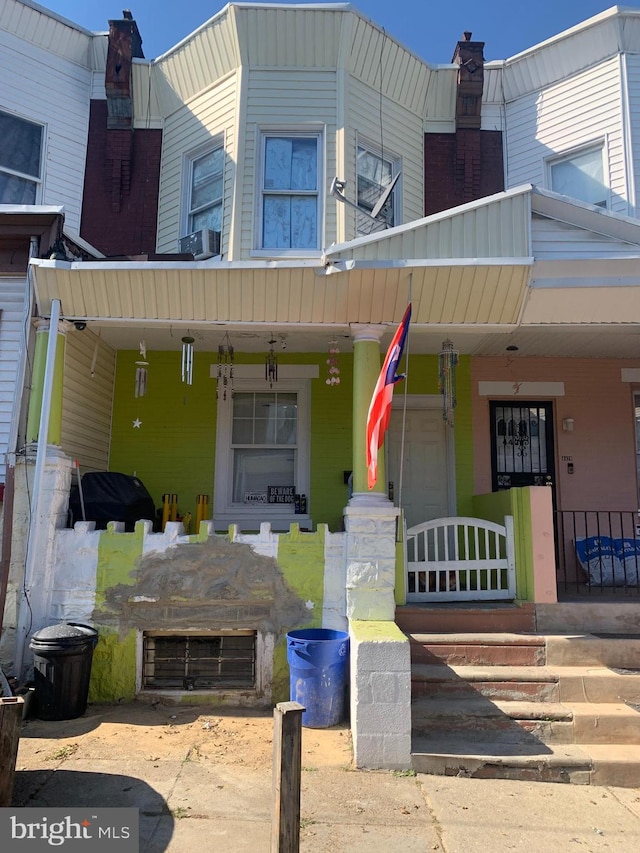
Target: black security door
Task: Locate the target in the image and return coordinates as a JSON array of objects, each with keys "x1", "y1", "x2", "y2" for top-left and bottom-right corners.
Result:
[{"x1": 490, "y1": 401, "x2": 555, "y2": 493}]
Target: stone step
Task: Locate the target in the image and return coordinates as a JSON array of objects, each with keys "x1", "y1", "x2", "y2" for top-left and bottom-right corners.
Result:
[
  {"x1": 396, "y1": 602, "x2": 536, "y2": 634},
  {"x1": 408, "y1": 632, "x2": 546, "y2": 667},
  {"x1": 411, "y1": 663, "x2": 640, "y2": 704},
  {"x1": 411, "y1": 663, "x2": 560, "y2": 701},
  {"x1": 412, "y1": 695, "x2": 640, "y2": 744},
  {"x1": 411, "y1": 696, "x2": 574, "y2": 743},
  {"x1": 545, "y1": 634, "x2": 640, "y2": 668},
  {"x1": 411, "y1": 738, "x2": 640, "y2": 787}
]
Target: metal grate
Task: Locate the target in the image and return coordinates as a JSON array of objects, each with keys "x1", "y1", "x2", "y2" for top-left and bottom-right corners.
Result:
[{"x1": 142, "y1": 633, "x2": 256, "y2": 690}]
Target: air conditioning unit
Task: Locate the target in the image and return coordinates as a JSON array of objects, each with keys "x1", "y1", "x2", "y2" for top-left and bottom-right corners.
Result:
[{"x1": 178, "y1": 228, "x2": 221, "y2": 260}]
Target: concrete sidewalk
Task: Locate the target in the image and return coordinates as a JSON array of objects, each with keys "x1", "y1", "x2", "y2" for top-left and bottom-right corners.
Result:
[{"x1": 10, "y1": 702, "x2": 640, "y2": 852}]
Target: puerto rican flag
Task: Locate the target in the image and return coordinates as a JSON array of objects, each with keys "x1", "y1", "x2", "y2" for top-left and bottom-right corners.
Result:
[{"x1": 366, "y1": 303, "x2": 412, "y2": 489}]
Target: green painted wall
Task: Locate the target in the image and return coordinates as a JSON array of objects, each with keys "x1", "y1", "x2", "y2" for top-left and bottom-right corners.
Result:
[
  {"x1": 270, "y1": 523, "x2": 326, "y2": 702},
  {"x1": 110, "y1": 350, "x2": 353, "y2": 532},
  {"x1": 473, "y1": 487, "x2": 535, "y2": 602}
]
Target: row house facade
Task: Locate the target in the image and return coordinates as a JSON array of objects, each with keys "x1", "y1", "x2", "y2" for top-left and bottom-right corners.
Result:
[{"x1": 2, "y1": 1, "x2": 640, "y2": 770}]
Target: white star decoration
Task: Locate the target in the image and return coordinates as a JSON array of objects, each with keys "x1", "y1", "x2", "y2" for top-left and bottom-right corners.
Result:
[{"x1": 133, "y1": 419, "x2": 142, "y2": 428}]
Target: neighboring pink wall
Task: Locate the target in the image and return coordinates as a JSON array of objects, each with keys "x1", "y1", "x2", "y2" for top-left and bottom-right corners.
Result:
[
  {"x1": 530, "y1": 487, "x2": 557, "y2": 603},
  {"x1": 472, "y1": 357, "x2": 639, "y2": 511}
]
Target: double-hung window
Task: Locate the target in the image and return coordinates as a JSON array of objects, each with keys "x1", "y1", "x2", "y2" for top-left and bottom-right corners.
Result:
[
  {"x1": 186, "y1": 142, "x2": 224, "y2": 233},
  {"x1": 0, "y1": 110, "x2": 43, "y2": 204},
  {"x1": 356, "y1": 141, "x2": 400, "y2": 235},
  {"x1": 213, "y1": 373, "x2": 312, "y2": 530},
  {"x1": 231, "y1": 391, "x2": 298, "y2": 502},
  {"x1": 258, "y1": 131, "x2": 322, "y2": 251},
  {"x1": 548, "y1": 144, "x2": 608, "y2": 208}
]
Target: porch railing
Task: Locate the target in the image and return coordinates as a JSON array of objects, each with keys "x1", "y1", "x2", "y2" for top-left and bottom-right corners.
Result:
[{"x1": 555, "y1": 510, "x2": 640, "y2": 595}]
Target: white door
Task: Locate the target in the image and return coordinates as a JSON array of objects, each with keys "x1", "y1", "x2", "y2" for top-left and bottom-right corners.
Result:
[{"x1": 387, "y1": 405, "x2": 450, "y2": 530}]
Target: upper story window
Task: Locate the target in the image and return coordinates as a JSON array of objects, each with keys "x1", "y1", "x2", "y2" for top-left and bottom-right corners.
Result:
[
  {"x1": 548, "y1": 145, "x2": 608, "y2": 208},
  {"x1": 186, "y1": 142, "x2": 224, "y2": 233},
  {"x1": 0, "y1": 110, "x2": 43, "y2": 204},
  {"x1": 258, "y1": 131, "x2": 322, "y2": 252},
  {"x1": 357, "y1": 141, "x2": 400, "y2": 235}
]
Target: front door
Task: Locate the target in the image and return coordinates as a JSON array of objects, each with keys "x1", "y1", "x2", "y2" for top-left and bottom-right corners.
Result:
[
  {"x1": 387, "y1": 405, "x2": 450, "y2": 530},
  {"x1": 490, "y1": 401, "x2": 555, "y2": 493}
]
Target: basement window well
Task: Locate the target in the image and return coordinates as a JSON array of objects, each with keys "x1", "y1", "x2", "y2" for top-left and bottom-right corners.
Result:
[{"x1": 142, "y1": 631, "x2": 256, "y2": 691}]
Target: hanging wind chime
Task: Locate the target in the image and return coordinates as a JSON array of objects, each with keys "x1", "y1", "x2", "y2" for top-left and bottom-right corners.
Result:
[
  {"x1": 181, "y1": 335, "x2": 195, "y2": 385},
  {"x1": 438, "y1": 338, "x2": 459, "y2": 427},
  {"x1": 217, "y1": 332, "x2": 234, "y2": 400},
  {"x1": 265, "y1": 336, "x2": 278, "y2": 388},
  {"x1": 326, "y1": 339, "x2": 341, "y2": 386},
  {"x1": 134, "y1": 339, "x2": 149, "y2": 398}
]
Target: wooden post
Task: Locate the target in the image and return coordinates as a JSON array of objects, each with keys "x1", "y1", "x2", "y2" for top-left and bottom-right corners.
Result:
[
  {"x1": 271, "y1": 700, "x2": 305, "y2": 853},
  {"x1": 0, "y1": 696, "x2": 24, "y2": 807}
]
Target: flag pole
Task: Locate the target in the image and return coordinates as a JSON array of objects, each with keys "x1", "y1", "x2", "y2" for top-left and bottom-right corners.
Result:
[{"x1": 395, "y1": 274, "x2": 412, "y2": 540}]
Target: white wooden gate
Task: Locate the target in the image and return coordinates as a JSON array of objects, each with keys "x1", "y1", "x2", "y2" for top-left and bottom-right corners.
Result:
[{"x1": 405, "y1": 516, "x2": 516, "y2": 602}]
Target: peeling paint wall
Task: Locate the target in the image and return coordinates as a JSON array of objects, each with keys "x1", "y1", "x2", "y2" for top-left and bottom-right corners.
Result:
[{"x1": 51, "y1": 519, "x2": 345, "y2": 704}]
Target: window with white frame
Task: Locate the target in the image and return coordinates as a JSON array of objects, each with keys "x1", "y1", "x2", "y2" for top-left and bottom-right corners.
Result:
[
  {"x1": 186, "y1": 142, "x2": 224, "y2": 234},
  {"x1": 213, "y1": 377, "x2": 311, "y2": 526},
  {"x1": 0, "y1": 110, "x2": 43, "y2": 204},
  {"x1": 356, "y1": 141, "x2": 400, "y2": 235},
  {"x1": 548, "y1": 145, "x2": 608, "y2": 208},
  {"x1": 258, "y1": 131, "x2": 322, "y2": 251}
]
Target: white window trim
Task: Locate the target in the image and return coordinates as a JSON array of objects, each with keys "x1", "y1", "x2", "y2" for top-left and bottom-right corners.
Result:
[
  {"x1": 213, "y1": 375, "x2": 312, "y2": 530},
  {"x1": 545, "y1": 138, "x2": 609, "y2": 209},
  {"x1": 355, "y1": 134, "x2": 401, "y2": 234},
  {"x1": 0, "y1": 108, "x2": 45, "y2": 203},
  {"x1": 252, "y1": 126, "x2": 325, "y2": 258},
  {"x1": 181, "y1": 133, "x2": 225, "y2": 238}
]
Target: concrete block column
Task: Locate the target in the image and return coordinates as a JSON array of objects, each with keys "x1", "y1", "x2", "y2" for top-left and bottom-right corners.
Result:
[
  {"x1": 349, "y1": 620, "x2": 411, "y2": 769},
  {"x1": 344, "y1": 504, "x2": 411, "y2": 769}
]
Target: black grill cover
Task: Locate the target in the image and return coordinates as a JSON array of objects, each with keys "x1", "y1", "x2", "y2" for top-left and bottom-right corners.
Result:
[{"x1": 69, "y1": 472, "x2": 156, "y2": 531}]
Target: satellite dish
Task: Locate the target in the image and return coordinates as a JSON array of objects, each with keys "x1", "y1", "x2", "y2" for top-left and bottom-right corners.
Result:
[{"x1": 330, "y1": 173, "x2": 401, "y2": 225}]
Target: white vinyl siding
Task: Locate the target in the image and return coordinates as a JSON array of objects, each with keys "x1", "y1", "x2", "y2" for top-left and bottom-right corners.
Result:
[
  {"x1": 344, "y1": 75, "x2": 423, "y2": 242},
  {"x1": 156, "y1": 73, "x2": 237, "y2": 256},
  {"x1": 505, "y1": 57, "x2": 629, "y2": 217},
  {"x1": 241, "y1": 70, "x2": 336, "y2": 256},
  {"x1": 531, "y1": 215, "x2": 640, "y2": 259},
  {"x1": 0, "y1": 27, "x2": 92, "y2": 233},
  {"x1": 62, "y1": 329, "x2": 116, "y2": 474},
  {"x1": 625, "y1": 53, "x2": 640, "y2": 218},
  {"x1": 0, "y1": 276, "x2": 29, "y2": 481}
]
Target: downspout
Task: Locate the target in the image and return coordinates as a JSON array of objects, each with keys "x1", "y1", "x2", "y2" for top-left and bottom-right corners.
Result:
[
  {"x1": 0, "y1": 239, "x2": 38, "y2": 644},
  {"x1": 13, "y1": 298, "x2": 62, "y2": 680}
]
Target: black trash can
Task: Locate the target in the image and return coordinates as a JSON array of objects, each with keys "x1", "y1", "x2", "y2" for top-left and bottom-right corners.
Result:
[{"x1": 29, "y1": 622, "x2": 98, "y2": 721}]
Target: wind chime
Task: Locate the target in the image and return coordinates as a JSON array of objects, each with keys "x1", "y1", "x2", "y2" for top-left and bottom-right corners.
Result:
[
  {"x1": 326, "y1": 339, "x2": 341, "y2": 385},
  {"x1": 181, "y1": 335, "x2": 195, "y2": 385},
  {"x1": 134, "y1": 340, "x2": 149, "y2": 398},
  {"x1": 438, "y1": 338, "x2": 459, "y2": 427},
  {"x1": 265, "y1": 336, "x2": 278, "y2": 388},
  {"x1": 216, "y1": 332, "x2": 234, "y2": 400}
]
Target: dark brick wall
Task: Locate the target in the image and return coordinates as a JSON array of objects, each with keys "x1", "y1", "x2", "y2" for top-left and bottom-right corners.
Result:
[
  {"x1": 424, "y1": 129, "x2": 504, "y2": 216},
  {"x1": 80, "y1": 100, "x2": 162, "y2": 256}
]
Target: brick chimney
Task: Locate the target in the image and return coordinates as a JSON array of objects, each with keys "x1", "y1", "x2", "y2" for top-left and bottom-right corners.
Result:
[
  {"x1": 104, "y1": 11, "x2": 145, "y2": 212},
  {"x1": 423, "y1": 31, "x2": 503, "y2": 216},
  {"x1": 451, "y1": 31, "x2": 484, "y2": 130}
]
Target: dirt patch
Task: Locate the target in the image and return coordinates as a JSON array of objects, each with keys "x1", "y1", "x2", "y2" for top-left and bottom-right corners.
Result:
[{"x1": 16, "y1": 701, "x2": 353, "y2": 773}]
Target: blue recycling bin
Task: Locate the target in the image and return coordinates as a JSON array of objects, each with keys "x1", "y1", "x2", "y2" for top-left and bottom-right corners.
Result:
[{"x1": 286, "y1": 628, "x2": 349, "y2": 728}]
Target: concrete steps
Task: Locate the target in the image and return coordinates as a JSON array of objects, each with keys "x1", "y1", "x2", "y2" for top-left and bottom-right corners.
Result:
[{"x1": 407, "y1": 629, "x2": 640, "y2": 786}]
